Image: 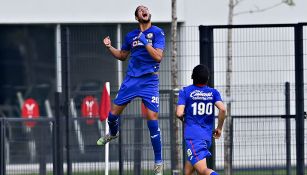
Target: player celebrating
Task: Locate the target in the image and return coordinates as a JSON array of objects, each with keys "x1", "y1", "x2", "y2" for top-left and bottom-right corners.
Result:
[
  {"x1": 97, "y1": 5, "x2": 165, "y2": 175},
  {"x1": 176, "y1": 65, "x2": 226, "y2": 175}
]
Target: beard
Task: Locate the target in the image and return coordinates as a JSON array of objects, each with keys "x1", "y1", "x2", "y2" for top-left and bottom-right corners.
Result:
[{"x1": 138, "y1": 14, "x2": 151, "y2": 24}]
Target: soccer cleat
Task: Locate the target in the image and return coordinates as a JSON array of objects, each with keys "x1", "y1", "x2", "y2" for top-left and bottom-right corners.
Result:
[
  {"x1": 96, "y1": 132, "x2": 119, "y2": 146},
  {"x1": 153, "y1": 163, "x2": 163, "y2": 175}
]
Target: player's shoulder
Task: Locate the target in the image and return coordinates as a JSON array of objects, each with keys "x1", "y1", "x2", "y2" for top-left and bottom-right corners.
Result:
[
  {"x1": 151, "y1": 25, "x2": 163, "y2": 30},
  {"x1": 204, "y1": 86, "x2": 220, "y2": 93},
  {"x1": 180, "y1": 85, "x2": 194, "y2": 92},
  {"x1": 150, "y1": 25, "x2": 164, "y2": 34},
  {"x1": 206, "y1": 87, "x2": 222, "y2": 98},
  {"x1": 126, "y1": 29, "x2": 140, "y2": 38}
]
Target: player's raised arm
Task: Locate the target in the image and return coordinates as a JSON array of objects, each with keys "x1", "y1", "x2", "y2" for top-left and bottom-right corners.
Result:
[
  {"x1": 103, "y1": 36, "x2": 129, "y2": 61},
  {"x1": 137, "y1": 32, "x2": 163, "y2": 62},
  {"x1": 213, "y1": 101, "x2": 226, "y2": 139},
  {"x1": 145, "y1": 46, "x2": 163, "y2": 62}
]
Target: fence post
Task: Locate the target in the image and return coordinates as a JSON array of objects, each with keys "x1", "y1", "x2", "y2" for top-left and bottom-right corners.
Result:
[
  {"x1": 63, "y1": 26, "x2": 72, "y2": 175},
  {"x1": 38, "y1": 126, "x2": 47, "y2": 175},
  {"x1": 285, "y1": 82, "x2": 291, "y2": 175},
  {"x1": 199, "y1": 25, "x2": 215, "y2": 169},
  {"x1": 134, "y1": 117, "x2": 142, "y2": 175},
  {"x1": 294, "y1": 23, "x2": 305, "y2": 175},
  {"x1": 55, "y1": 24, "x2": 64, "y2": 175},
  {"x1": 0, "y1": 118, "x2": 5, "y2": 175},
  {"x1": 54, "y1": 92, "x2": 64, "y2": 175},
  {"x1": 169, "y1": 90, "x2": 178, "y2": 173},
  {"x1": 119, "y1": 122, "x2": 123, "y2": 175}
]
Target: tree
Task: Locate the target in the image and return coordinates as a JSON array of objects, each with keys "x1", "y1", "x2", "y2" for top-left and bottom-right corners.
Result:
[
  {"x1": 224, "y1": 1, "x2": 295, "y2": 175},
  {"x1": 171, "y1": 0, "x2": 181, "y2": 172}
]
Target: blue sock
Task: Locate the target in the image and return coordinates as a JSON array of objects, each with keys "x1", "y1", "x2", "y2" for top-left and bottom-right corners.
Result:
[
  {"x1": 147, "y1": 120, "x2": 162, "y2": 164},
  {"x1": 107, "y1": 112, "x2": 120, "y2": 136},
  {"x1": 210, "y1": 172, "x2": 219, "y2": 175}
]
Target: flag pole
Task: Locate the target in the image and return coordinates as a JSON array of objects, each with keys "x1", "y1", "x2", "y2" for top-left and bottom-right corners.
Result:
[{"x1": 105, "y1": 82, "x2": 110, "y2": 175}]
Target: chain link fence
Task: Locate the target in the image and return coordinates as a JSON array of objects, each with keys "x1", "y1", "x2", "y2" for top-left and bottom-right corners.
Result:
[{"x1": 0, "y1": 23, "x2": 306, "y2": 175}]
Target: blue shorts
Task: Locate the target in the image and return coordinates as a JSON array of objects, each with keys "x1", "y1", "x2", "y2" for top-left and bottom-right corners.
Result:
[
  {"x1": 185, "y1": 139, "x2": 212, "y2": 166},
  {"x1": 113, "y1": 73, "x2": 159, "y2": 112}
]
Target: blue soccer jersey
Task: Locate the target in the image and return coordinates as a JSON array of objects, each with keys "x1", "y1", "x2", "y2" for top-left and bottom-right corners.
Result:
[
  {"x1": 121, "y1": 25, "x2": 165, "y2": 77},
  {"x1": 177, "y1": 85, "x2": 223, "y2": 141}
]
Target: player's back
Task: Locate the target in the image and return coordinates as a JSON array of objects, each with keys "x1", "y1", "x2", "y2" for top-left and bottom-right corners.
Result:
[{"x1": 179, "y1": 84, "x2": 222, "y2": 140}]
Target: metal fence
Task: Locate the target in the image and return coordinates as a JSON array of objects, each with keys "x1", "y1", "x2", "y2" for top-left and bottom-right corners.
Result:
[
  {"x1": 0, "y1": 118, "x2": 54, "y2": 175},
  {"x1": 0, "y1": 23, "x2": 306, "y2": 175},
  {"x1": 200, "y1": 23, "x2": 307, "y2": 175}
]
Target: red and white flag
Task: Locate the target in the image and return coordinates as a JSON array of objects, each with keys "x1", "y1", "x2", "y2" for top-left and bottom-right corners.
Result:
[
  {"x1": 99, "y1": 82, "x2": 111, "y2": 121},
  {"x1": 81, "y1": 96, "x2": 99, "y2": 125},
  {"x1": 21, "y1": 98, "x2": 40, "y2": 128}
]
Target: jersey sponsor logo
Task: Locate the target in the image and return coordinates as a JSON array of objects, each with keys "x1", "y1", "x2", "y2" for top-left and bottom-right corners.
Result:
[
  {"x1": 132, "y1": 40, "x2": 140, "y2": 47},
  {"x1": 132, "y1": 34, "x2": 153, "y2": 48},
  {"x1": 190, "y1": 90, "x2": 213, "y2": 100}
]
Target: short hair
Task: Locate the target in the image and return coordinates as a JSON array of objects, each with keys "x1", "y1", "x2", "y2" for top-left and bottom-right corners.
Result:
[
  {"x1": 135, "y1": 6, "x2": 142, "y2": 17},
  {"x1": 191, "y1": 64, "x2": 210, "y2": 85}
]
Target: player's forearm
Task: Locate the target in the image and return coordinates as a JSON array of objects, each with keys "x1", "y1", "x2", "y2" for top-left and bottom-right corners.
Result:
[
  {"x1": 217, "y1": 110, "x2": 226, "y2": 129},
  {"x1": 176, "y1": 105, "x2": 185, "y2": 121},
  {"x1": 145, "y1": 45, "x2": 163, "y2": 62},
  {"x1": 107, "y1": 46, "x2": 127, "y2": 61}
]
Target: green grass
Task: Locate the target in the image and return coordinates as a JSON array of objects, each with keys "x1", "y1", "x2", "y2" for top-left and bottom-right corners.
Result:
[{"x1": 20, "y1": 168, "x2": 307, "y2": 175}]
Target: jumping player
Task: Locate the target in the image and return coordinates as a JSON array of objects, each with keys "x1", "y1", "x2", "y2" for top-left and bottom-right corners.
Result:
[
  {"x1": 176, "y1": 65, "x2": 226, "y2": 175},
  {"x1": 97, "y1": 5, "x2": 165, "y2": 175}
]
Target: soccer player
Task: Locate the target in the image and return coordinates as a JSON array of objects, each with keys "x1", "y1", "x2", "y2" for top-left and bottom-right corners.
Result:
[
  {"x1": 97, "y1": 5, "x2": 165, "y2": 175},
  {"x1": 176, "y1": 65, "x2": 226, "y2": 175}
]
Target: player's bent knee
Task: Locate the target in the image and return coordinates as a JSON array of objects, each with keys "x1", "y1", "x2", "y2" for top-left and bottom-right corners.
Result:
[
  {"x1": 184, "y1": 168, "x2": 194, "y2": 175},
  {"x1": 146, "y1": 110, "x2": 158, "y2": 120},
  {"x1": 111, "y1": 104, "x2": 126, "y2": 115}
]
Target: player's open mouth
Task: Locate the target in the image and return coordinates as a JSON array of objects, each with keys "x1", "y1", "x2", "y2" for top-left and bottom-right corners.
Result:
[{"x1": 143, "y1": 14, "x2": 148, "y2": 18}]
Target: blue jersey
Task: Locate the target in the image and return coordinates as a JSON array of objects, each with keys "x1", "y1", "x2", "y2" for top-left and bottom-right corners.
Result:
[
  {"x1": 177, "y1": 85, "x2": 222, "y2": 140},
  {"x1": 121, "y1": 25, "x2": 165, "y2": 77}
]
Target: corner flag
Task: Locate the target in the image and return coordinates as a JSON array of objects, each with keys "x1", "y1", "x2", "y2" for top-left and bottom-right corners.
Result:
[{"x1": 99, "y1": 82, "x2": 111, "y2": 121}]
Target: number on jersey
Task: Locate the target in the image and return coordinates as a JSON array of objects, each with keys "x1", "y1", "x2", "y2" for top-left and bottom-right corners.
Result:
[{"x1": 191, "y1": 102, "x2": 213, "y2": 115}]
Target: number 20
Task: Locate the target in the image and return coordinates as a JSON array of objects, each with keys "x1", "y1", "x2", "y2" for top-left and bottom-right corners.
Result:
[
  {"x1": 191, "y1": 102, "x2": 213, "y2": 115},
  {"x1": 151, "y1": 96, "x2": 159, "y2": 104}
]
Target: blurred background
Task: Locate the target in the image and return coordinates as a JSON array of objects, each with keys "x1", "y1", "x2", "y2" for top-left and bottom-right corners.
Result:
[{"x1": 0, "y1": 0, "x2": 306, "y2": 175}]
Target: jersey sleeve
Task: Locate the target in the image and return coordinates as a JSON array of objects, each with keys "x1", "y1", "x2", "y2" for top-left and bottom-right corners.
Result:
[
  {"x1": 153, "y1": 28, "x2": 165, "y2": 50},
  {"x1": 121, "y1": 34, "x2": 131, "y2": 51},
  {"x1": 177, "y1": 88, "x2": 186, "y2": 105},
  {"x1": 213, "y1": 89, "x2": 223, "y2": 104}
]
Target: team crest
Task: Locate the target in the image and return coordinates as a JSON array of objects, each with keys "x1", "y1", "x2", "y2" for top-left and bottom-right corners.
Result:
[{"x1": 147, "y1": 33, "x2": 153, "y2": 39}]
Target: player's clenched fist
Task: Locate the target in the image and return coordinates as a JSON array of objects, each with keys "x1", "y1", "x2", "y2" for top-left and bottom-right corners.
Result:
[
  {"x1": 213, "y1": 128, "x2": 222, "y2": 139},
  {"x1": 103, "y1": 36, "x2": 112, "y2": 48}
]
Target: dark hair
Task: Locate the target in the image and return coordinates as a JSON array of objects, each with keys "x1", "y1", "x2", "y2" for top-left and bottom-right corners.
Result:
[
  {"x1": 135, "y1": 6, "x2": 142, "y2": 17},
  {"x1": 191, "y1": 64, "x2": 210, "y2": 85}
]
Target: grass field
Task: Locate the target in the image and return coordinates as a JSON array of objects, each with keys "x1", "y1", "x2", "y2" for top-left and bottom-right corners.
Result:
[{"x1": 19, "y1": 168, "x2": 307, "y2": 175}]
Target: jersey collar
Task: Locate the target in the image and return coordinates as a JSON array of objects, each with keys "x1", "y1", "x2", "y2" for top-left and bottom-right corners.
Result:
[{"x1": 194, "y1": 84, "x2": 207, "y2": 87}]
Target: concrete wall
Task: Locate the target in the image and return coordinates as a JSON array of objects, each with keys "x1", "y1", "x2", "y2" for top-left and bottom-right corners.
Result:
[{"x1": 0, "y1": 0, "x2": 185, "y2": 23}]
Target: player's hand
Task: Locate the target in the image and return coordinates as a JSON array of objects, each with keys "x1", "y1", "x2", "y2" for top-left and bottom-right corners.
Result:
[
  {"x1": 103, "y1": 36, "x2": 112, "y2": 48},
  {"x1": 213, "y1": 128, "x2": 222, "y2": 139},
  {"x1": 176, "y1": 116, "x2": 184, "y2": 122},
  {"x1": 137, "y1": 32, "x2": 148, "y2": 45}
]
